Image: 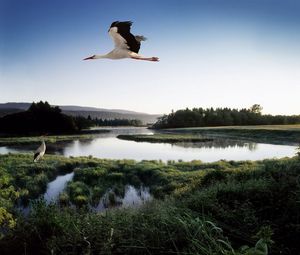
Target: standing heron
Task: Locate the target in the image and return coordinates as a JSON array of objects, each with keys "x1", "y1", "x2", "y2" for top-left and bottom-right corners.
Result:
[
  {"x1": 83, "y1": 21, "x2": 159, "y2": 62},
  {"x1": 33, "y1": 138, "x2": 46, "y2": 162}
]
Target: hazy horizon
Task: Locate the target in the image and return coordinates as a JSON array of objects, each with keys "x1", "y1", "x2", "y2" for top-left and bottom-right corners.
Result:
[{"x1": 1, "y1": 0, "x2": 300, "y2": 115}]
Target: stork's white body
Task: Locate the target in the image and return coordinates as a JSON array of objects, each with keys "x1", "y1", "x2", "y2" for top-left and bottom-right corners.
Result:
[
  {"x1": 84, "y1": 21, "x2": 159, "y2": 62},
  {"x1": 95, "y1": 48, "x2": 132, "y2": 60},
  {"x1": 34, "y1": 140, "x2": 46, "y2": 162}
]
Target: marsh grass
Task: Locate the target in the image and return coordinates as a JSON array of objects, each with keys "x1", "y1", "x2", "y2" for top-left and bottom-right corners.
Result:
[
  {"x1": 117, "y1": 133, "x2": 213, "y2": 143},
  {"x1": 0, "y1": 154, "x2": 299, "y2": 254}
]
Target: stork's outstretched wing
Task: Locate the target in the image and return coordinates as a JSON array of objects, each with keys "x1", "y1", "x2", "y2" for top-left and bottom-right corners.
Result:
[{"x1": 108, "y1": 21, "x2": 141, "y2": 53}]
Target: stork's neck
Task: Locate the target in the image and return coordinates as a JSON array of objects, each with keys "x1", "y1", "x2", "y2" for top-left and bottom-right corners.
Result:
[{"x1": 93, "y1": 54, "x2": 109, "y2": 59}]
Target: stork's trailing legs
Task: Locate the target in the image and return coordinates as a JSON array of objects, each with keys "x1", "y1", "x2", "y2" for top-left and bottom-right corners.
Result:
[{"x1": 131, "y1": 56, "x2": 159, "y2": 62}]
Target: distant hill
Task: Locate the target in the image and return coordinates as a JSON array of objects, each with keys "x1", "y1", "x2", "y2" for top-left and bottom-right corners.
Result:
[
  {"x1": 0, "y1": 103, "x2": 160, "y2": 124},
  {"x1": 0, "y1": 103, "x2": 31, "y2": 110},
  {"x1": 57, "y1": 105, "x2": 148, "y2": 115},
  {"x1": 0, "y1": 108, "x2": 24, "y2": 117}
]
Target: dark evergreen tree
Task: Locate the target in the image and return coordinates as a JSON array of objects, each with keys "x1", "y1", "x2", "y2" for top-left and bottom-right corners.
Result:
[{"x1": 0, "y1": 101, "x2": 78, "y2": 134}]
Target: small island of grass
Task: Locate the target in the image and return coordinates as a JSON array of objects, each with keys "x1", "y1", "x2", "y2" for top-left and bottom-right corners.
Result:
[{"x1": 117, "y1": 133, "x2": 213, "y2": 143}]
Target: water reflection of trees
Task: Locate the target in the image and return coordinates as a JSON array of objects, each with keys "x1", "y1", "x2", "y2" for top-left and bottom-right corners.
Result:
[
  {"x1": 6, "y1": 140, "x2": 78, "y2": 155},
  {"x1": 76, "y1": 139, "x2": 94, "y2": 145},
  {"x1": 94, "y1": 185, "x2": 152, "y2": 212},
  {"x1": 172, "y1": 138, "x2": 258, "y2": 151}
]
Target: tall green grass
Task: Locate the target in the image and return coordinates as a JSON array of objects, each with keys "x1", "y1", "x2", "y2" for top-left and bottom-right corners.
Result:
[
  {"x1": 1, "y1": 199, "x2": 272, "y2": 255},
  {"x1": 0, "y1": 154, "x2": 299, "y2": 254}
]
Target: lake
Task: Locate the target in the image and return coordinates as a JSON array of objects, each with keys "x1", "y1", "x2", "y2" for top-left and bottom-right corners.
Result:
[{"x1": 0, "y1": 127, "x2": 297, "y2": 162}]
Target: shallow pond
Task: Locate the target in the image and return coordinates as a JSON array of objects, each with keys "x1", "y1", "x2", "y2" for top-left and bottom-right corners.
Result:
[
  {"x1": 21, "y1": 172, "x2": 151, "y2": 213},
  {"x1": 0, "y1": 127, "x2": 298, "y2": 162},
  {"x1": 42, "y1": 171, "x2": 151, "y2": 211}
]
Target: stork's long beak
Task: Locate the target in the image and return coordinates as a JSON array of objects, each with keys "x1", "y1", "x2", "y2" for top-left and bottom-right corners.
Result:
[{"x1": 83, "y1": 55, "x2": 95, "y2": 60}]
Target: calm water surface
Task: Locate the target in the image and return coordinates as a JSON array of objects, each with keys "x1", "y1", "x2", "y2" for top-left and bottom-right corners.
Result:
[{"x1": 0, "y1": 127, "x2": 297, "y2": 162}]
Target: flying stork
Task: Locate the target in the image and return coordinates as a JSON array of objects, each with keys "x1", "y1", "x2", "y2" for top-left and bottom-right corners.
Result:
[
  {"x1": 33, "y1": 138, "x2": 46, "y2": 162},
  {"x1": 83, "y1": 21, "x2": 159, "y2": 62}
]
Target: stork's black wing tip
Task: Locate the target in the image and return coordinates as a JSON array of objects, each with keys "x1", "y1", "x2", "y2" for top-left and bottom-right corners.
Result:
[{"x1": 110, "y1": 21, "x2": 133, "y2": 28}]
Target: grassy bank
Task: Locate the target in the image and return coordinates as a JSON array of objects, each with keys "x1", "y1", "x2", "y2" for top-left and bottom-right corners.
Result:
[
  {"x1": 117, "y1": 133, "x2": 213, "y2": 143},
  {"x1": 0, "y1": 153, "x2": 300, "y2": 254},
  {"x1": 0, "y1": 130, "x2": 109, "y2": 146},
  {"x1": 164, "y1": 125, "x2": 300, "y2": 144}
]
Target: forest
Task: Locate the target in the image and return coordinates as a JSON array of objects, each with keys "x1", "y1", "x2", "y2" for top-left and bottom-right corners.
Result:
[
  {"x1": 93, "y1": 118, "x2": 143, "y2": 126},
  {"x1": 153, "y1": 104, "x2": 300, "y2": 129}
]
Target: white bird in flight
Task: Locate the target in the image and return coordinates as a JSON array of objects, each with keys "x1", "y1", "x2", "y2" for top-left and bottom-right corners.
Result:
[
  {"x1": 33, "y1": 138, "x2": 46, "y2": 162},
  {"x1": 83, "y1": 21, "x2": 159, "y2": 62}
]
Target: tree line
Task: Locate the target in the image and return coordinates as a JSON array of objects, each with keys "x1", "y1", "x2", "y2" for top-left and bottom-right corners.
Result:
[
  {"x1": 93, "y1": 118, "x2": 142, "y2": 126},
  {"x1": 153, "y1": 104, "x2": 300, "y2": 129},
  {"x1": 0, "y1": 101, "x2": 81, "y2": 134},
  {"x1": 0, "y1": 101, "x2": 143, "y2": 135}
]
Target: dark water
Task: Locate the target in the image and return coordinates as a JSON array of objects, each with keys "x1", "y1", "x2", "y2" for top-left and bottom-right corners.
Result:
[{"x1": 0, "y1": 127, "x2": 297, "y2": 162}]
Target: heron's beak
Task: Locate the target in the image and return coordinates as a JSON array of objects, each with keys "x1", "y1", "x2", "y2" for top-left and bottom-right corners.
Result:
[{"x1": 83, "y1": 55, "x2": 95, "y2": 60}]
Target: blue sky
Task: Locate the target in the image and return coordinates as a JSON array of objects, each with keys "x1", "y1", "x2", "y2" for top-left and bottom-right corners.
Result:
[{"x1": 1, "y1": 0, "x2": 300, "y2": 114}]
